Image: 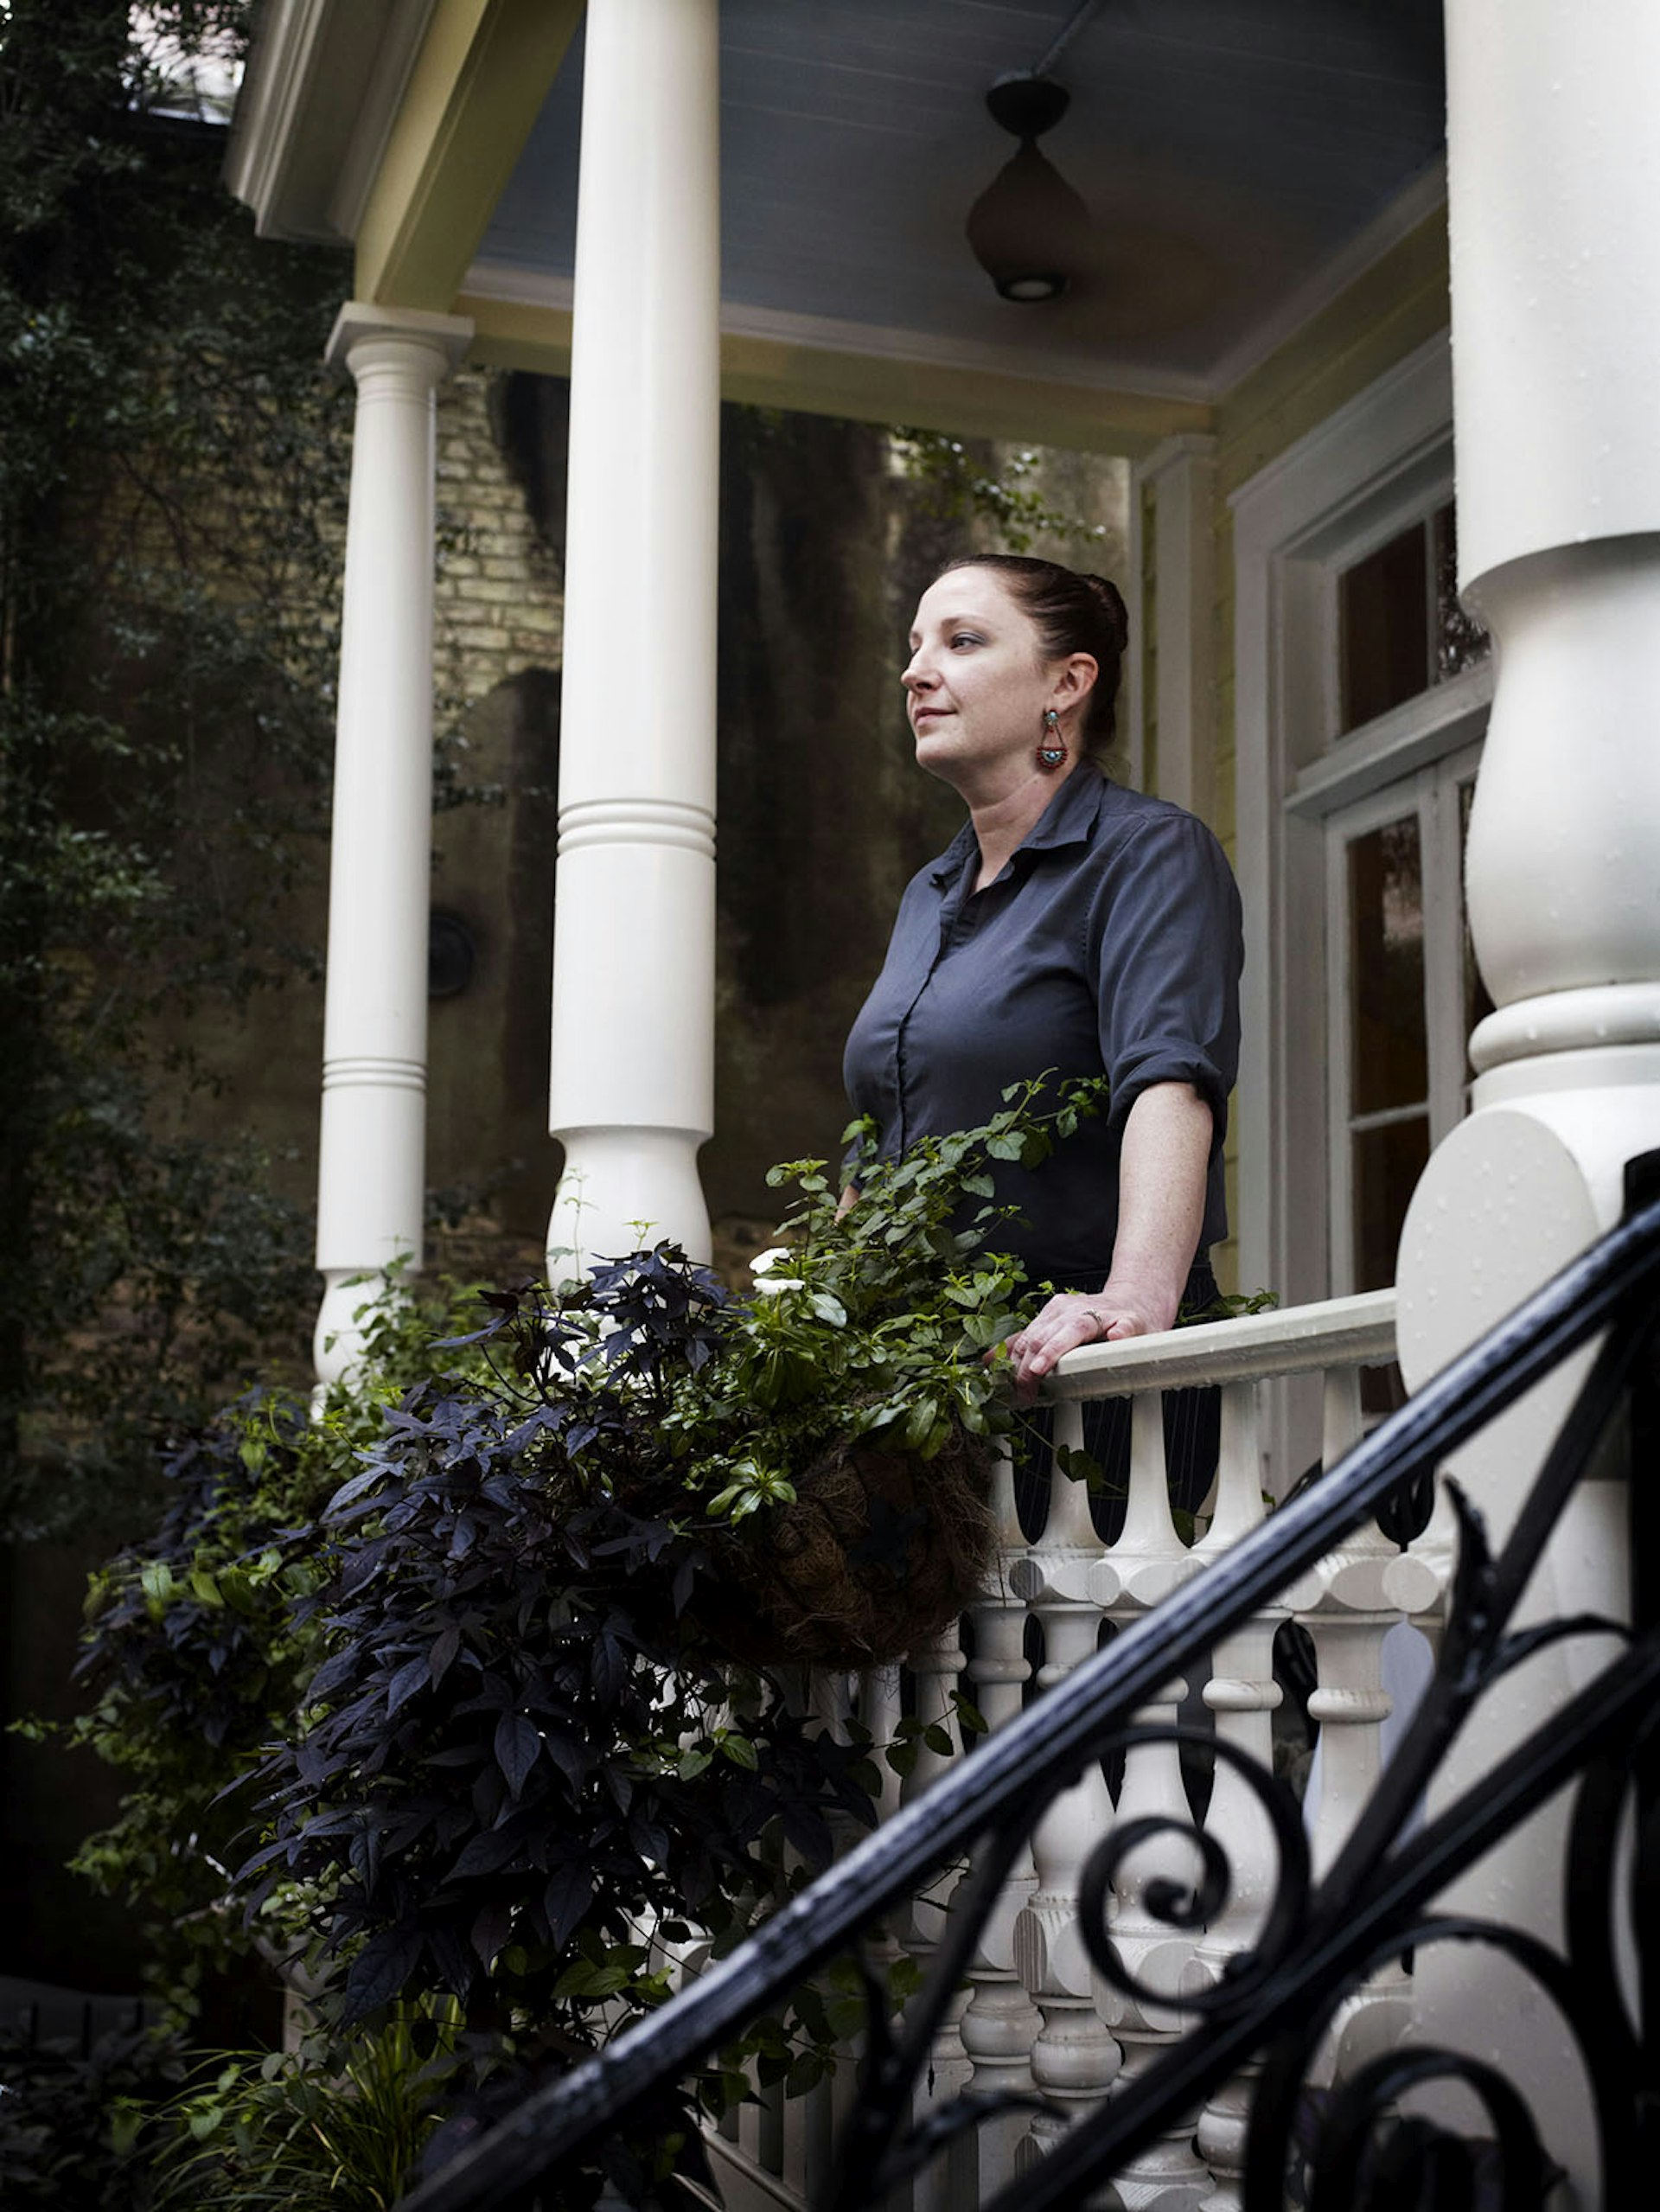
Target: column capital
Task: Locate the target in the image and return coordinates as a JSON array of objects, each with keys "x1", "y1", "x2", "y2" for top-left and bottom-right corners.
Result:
[
  {"x1": 325, "y1": 300, "x2": 474, "y2": 380},
  {"x1": 1131, "y1": 431, "x2": 1216, "y2": 492}
]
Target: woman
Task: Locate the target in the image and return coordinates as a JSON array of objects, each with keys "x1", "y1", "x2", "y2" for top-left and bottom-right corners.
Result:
[{"x1": 843, "y1": 553, "x2": 1242, "y2": 1441}]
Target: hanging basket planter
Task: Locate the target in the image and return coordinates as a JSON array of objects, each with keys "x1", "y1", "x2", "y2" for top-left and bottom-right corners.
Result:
[
  {"x1": 437, "y1": 1084, "x2": 1112, "y2": 1671},
  {"x1": 699, "y1": 1421, "x2": 998, "y2": 1668}
]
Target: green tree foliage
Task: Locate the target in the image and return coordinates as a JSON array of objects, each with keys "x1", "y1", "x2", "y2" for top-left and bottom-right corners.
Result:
[
  {"x1": 0, "y1": 0, "x2": 354, "y2": 1536},
  {"x1": 0, "y1": 2017, "x2": 194, "y2": 2205},
  {"x1": 58, "y1": 1280, "x2": 488, "y2": 2020},
  {"x1": 890, "y1": 425, "x2": 1113, "y2": 554}
]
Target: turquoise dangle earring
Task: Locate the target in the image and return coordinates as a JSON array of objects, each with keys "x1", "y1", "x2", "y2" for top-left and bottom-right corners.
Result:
[{"x1": 1038, "y1": 707, "x2": 1065, "y2": 769}]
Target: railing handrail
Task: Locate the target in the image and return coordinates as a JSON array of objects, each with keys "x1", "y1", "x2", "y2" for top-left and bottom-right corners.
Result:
[
  {"x1": 395, "y1": 1195, "x2": 1660, "y2": 2212},
  {"x1": 1045, "y1": 1286, "x2": 1396, "y2": 1398}
]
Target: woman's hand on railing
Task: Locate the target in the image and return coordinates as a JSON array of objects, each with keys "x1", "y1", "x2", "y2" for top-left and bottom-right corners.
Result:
[{"x1": 1001, "y1": 1282, "x2": 1177, "y2": 1402}]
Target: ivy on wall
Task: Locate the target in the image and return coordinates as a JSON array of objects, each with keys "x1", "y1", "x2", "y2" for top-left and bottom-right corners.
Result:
[{"x1": 0, "y1": 0, "x2": 354, "y2": 1539}]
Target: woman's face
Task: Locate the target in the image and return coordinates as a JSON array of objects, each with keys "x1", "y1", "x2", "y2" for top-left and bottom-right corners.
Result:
[{"x1": 902, "y1": 568, "x2": 1091, "y2": 799}]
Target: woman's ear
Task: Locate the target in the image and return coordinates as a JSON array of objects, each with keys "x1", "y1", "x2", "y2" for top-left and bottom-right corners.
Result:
[{"x1": 1053, "y1": 651, "x2": 1100, "y2": 710}]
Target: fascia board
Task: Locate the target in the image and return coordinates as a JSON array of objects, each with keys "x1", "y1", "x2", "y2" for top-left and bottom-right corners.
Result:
[{"x1": 226, "y1": 0, "x2": 410, "y2": 244}]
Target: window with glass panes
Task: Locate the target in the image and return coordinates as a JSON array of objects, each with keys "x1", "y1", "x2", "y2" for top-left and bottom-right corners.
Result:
[
  {"x1": 1338, "y1": 502, "x2": 1490, "y2": 732},
  {"x1": 1326, "y1": 751, "x2": 1494, "y2": 1296},
  {"x1": 1325, "y1": 502, "x2": 1491, "y2": 1300}
]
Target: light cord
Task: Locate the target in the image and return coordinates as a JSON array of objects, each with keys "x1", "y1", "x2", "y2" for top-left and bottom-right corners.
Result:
[{"x1": 1032, "y1": 0, "x2": 1108, "y2": 80}]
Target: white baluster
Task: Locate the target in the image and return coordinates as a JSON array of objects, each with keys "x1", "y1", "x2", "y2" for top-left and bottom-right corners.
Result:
[
  {"x1": 736, "y1": 2082, "x2": 761, "y2": 2168},
  {"x1": 843, "y1": 1664, "x2": 906, "y2": 2181},
  {"x1": 757, "y1": 2070, "x2": 785, "y2": 2180},
  {"x1": 1009, "y1": 1403, "x2": 1123, "y2": 2172},
  {"x1": 954, "y1": 1441, "x2": 1041, "y2": 2203},
  {"x1": 785, "y1": 1668, "x2": 856, "y2": 2203},
  {"x1": 1292, "y1": 1371, "x2": 1390, "y2": 1876},
  {"x1": 1288, "y1": 1366, "x2": 1415, "y2": 2086},
  {"x1": 902, "y1": 1625, "x2": 972, "y2": 2212},
  {"x1": 1385, "y1": 1473, "x2": 1459, "y2": 1659},
  {"x1": 1089, "y1": 1389, "x2": 1211, "y2": 2209},
  {"x1": 1191, "y1": 1381, "x2": 1280, "y2": 2211}
]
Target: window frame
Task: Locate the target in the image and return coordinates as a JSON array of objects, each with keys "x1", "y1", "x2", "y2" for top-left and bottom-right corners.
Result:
[
  {"x1": 1323, "y1": 738, "x2": 1484, "y2": 1295},
  {"x1": 1231, "y1": 329, "x2": 1486, "y2": 1487}
]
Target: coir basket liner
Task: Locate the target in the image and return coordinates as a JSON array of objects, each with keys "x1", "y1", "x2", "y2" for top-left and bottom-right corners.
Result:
[{"x1": 698, "y1": 1421, "x2": 998, "y2": 1668}]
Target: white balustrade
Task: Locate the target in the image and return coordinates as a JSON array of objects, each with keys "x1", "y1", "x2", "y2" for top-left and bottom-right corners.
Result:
[
  {"x1": 1040, "y1": 1288, "x2": 1409, "y2": 2202},
  {"x1": 705, "y1": 1287, "x2": 1442, "y2": 2212}
]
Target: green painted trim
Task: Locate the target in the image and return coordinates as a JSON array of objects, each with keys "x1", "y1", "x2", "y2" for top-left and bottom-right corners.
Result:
[
  {"x1": 1190, "y1": 206, "x2": 1450, "y2": 1307},
  {"x1": 463, "y1": 292, "x2": 1215, "y2": 454},
  {"x1": 463, "y1": 294, "x2": 575, "y2": 374},
  {"x1": 1204, "y1": 201, "x2": 1450, "y2": 949},
  {"x1": 355, "y1": 0, "x2": 584, "y2": 311},
  {"x1": 1216, "y1": 210, "x2": 1450, "y2": 499}
]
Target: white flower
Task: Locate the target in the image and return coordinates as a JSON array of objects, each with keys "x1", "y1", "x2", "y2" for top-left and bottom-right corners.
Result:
[{"x1": 749, "y1": 1246, "x2": 802, "y2": 1296}]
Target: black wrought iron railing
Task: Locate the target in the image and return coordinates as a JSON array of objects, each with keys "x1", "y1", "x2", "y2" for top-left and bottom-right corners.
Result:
[{"x1": 399, "y1": 1157, "x2": 1660, "y2": 2212}]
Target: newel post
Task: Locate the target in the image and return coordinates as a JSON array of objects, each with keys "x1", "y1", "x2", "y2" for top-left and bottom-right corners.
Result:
[
  {"x1": 546, "y1": 0, "x2": 721, "y2": 1274},
  {"x1": 1394, "y1": 2, "x2": 1660, "y2": 2186},
  {"x1": 313, "y1": 304, "x2": 472, "y2": 1386}
]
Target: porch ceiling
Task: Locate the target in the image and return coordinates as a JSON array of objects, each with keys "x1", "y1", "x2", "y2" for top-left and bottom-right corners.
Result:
[{"x1": 471, "y1": 0, "x2": 1446, "y2": 406}]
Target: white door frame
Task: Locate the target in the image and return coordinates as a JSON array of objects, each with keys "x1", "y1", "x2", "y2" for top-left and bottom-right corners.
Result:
[
  {"x1": 1230, "y1": 330, "x2": 1458, "y2": 1484},
  {"x1": 1232, "y1": 333, "x2": 1456, "y2": 1297}
]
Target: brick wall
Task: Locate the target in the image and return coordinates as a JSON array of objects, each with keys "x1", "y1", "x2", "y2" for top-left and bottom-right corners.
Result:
[{"x1": 434, "y1": 369, "x2": 563, "y2": 706}]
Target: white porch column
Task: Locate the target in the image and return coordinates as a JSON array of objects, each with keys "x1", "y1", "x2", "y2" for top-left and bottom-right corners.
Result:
[
  {"x1": 546, "y1": 0, "x2": 720, "y2": 1275},
  {"x1": 1394, "y1": 3, "x2": 1660, "y2": 2187},
  {"x1": 313, "y1": 304, "x2": 472, "y2": 1385}
]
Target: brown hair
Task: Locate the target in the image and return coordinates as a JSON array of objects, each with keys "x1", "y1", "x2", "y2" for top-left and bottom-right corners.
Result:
[{"x1": 936, "y1": 553, "x2": 1130, "y2": 755}]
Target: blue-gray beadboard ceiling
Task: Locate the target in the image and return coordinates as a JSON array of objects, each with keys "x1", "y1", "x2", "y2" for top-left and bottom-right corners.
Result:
[{"x1": 474, "y1": 0, "x2": 1446, "y2": 397}]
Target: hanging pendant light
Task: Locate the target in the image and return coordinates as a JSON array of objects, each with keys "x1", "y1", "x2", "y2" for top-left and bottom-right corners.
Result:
[{"x1": 965, "y1": 73, "x2": 1093, "y2": 303}]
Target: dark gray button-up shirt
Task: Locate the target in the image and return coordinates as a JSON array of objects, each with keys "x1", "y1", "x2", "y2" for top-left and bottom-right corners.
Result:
[{"x1": 843, "y1": 765, "x2": 1242, "y2": 1288}]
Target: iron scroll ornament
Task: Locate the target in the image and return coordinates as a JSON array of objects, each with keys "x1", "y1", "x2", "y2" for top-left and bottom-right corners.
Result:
[
  {"x1": 395, "y1": 1160, "x2": 1660, "y2": 2212},
  {"x1": 968, "y1": 1330, "x2": 1659, "y2": 2212}
]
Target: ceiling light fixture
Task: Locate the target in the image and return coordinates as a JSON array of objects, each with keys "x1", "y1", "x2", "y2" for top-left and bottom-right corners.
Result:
[{"x1": 965, "y1": 71, "x2": 1093, "y2": 303}]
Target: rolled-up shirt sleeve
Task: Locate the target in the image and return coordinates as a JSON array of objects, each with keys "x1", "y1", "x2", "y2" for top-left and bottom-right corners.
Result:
[{"x1": 1090, "y1": 815, "x2": 1242, "y2": 1140}]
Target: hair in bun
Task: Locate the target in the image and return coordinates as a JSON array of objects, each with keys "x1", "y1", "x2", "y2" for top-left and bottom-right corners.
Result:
[{"x1": 935, "y1": 553, "x2": 1129, "y2": 753}]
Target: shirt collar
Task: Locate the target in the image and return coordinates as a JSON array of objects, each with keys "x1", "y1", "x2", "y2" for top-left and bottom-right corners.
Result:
[{"x1": 928, "y1": 764, "x2": 1107, "y2": 886}]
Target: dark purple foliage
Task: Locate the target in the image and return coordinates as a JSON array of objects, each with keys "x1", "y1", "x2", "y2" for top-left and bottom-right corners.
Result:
[{"x1": 242, "y1": 1250, "x2": 877, "y2": 2038}]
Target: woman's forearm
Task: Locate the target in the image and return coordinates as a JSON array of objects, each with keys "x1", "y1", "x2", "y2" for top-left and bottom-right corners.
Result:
[
  {"x1": 1000, "y1": 1078, "x2": 1212, "y2": 1394},
  {"x1": 1097, "y1": 1080, "x2": 1212, "y2": 1334}
]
